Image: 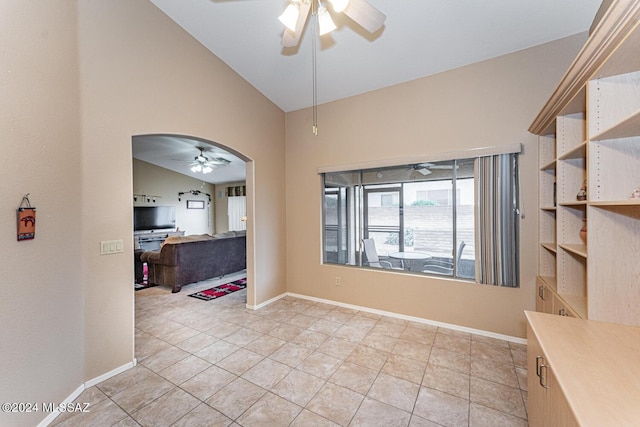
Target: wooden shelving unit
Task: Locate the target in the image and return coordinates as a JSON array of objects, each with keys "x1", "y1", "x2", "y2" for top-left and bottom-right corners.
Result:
[
  {"x1": 528, "y1": 4, "x2": 640, "y2": 423},
  {"x1": 531, "y1": 0, "x2": 640, "y2": 327}
]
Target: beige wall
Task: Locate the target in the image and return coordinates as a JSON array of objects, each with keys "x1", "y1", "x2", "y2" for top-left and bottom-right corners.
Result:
[
  {"x1": 214, "y1": 181, "x2": 247, "y2": 233},
  {"x1": 133, "y1": 159, "x2": 216, "y2": 235},
  {"x1": 2, "y1": 2, "x2": 284, "y2": 423},
  {"x1": 285, "y1": 33, "x2": 587, "y2": 338},
  {"x1": 1, "y1": 0, "x2": 588, "y2": 423},
  {"x1": 0, "y1": 2, "x2": 84, "y2": 426},
  {"x1": 78, "y1": 0, "x2": 285, "y2": 379}
]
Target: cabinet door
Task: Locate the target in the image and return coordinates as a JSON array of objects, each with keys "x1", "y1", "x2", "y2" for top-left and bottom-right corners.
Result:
[
  {"x1": 536, "y1": 283, "x2": 553, "y2": 314},
  {"x1": 528, "y1": 324, "x2": 579, "y2": 427},
  {"x1": 527, "y1": 325, "x2": 547, "y2": 426},
  {"x1": 547, "y1": 366, "x2": 579, "y2": 427},
  {"x1": 553, "y1": 294, "x2": 576, "y2": 318}
]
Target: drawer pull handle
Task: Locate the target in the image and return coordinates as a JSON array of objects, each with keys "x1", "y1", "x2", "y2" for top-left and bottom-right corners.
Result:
[
  {"x1": 538, "y1": 286, "x2": 545, "y2": 300},
  {"x1": 539, "y1": 364, "x2": 549, "y2": 388},
  {"x1": 536, "y1": 355, "x2": 544, "y2": 377}
]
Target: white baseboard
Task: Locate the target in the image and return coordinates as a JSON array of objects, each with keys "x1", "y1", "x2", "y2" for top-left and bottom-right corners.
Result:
[
  {"x1": 37, "y1": 383, "x2": 85, "y2": 427},
  {"x1": 246, "y1": 292, "x2": 287, "y2": 310},
  {"x1": 286, "y1": 292, "x2": 527, "y2": 345},
  {"x1": 38, "y1": 359, "x2": 136, "y2": 427},
  {"x1": 84, "y1": 359, "x2": 136, "y2": 389}
]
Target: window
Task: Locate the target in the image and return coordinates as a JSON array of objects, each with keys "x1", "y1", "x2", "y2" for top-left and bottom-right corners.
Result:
[{"x1": 322, "y1": 152, "x2": 520, "y2": 287}]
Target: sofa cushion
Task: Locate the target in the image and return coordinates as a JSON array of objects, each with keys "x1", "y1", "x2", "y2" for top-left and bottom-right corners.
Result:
[
  {"x1": 162, "y1": 234, "x2": 213, "y2": 246},
  {"x1": 214, "y1": 231, "x2": 236, "y2": 239}
]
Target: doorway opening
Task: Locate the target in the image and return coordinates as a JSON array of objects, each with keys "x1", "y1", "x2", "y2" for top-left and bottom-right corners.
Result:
[{"x1": 131, "y1": 134, "x2": 253, "y2": 301}]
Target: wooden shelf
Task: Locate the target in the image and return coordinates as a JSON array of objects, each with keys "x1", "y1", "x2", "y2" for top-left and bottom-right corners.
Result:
[
  {"x1": 540, "y1": 159, "x2": 557, "y2": 171},
  {"x1": 589, "y1": 137, "x2": 640, "y2": 202},
  {"x1": 558, "y1": 141, "x2": 587, "y2": 160},
  {"x1": 558, "y1": 243, "x2": 587, "y2": 259},
  {"x1": 540, "y1": 243, "x2": 557, "y2": 253},
  {"x1": 590, "y1": 198, "x2": 640, "y2": 207},
  {"x1": 558, "y1": 200, "x2": 587, "y2": 207},
  {"x1": 540, "y1": 206, "x2": 557, "y2": 212},
  {"x1": 591, "y1": 108, "x2": 640, "y2": 141}
]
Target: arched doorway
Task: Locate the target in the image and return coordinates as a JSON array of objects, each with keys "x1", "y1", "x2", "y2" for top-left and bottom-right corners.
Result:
[{"x1": 131, "y1": 134, "x2": 254, "y2": 304}]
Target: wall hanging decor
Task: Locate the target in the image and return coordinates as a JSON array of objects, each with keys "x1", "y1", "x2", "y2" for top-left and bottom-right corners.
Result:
[
  {"x1": 17, "y1": 194, "x2": 36, "y2": 241},
  {"x1": 133, "y1": 194, "x2": 161, "y2": 203},
  {"x1": 187, "y1": 200, "x2": 205, "y2": 209},
  {"x1": 178, "y1": 190, "x2": 211, "y2": 204}
]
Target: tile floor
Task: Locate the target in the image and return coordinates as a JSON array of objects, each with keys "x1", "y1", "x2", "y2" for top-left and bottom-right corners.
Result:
[{"x1": 51, "y1": 272, "x2": 528, "y2": 426}]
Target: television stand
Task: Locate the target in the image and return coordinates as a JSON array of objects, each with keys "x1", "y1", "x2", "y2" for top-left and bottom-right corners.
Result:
[{"x1": 134, "y1": 230, "x2": 185, "y2": 251}]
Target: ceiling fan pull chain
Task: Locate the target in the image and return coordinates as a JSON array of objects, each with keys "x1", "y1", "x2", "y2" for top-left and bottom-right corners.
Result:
[{"x1": 312, "y1": 0, "x2": 319, "y2": 136}]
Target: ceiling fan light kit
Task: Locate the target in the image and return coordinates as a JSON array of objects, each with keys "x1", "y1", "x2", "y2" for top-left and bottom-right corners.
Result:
[
  {"x1": 191, "y1": 164, "x2": 213, "y2": 174},
  {"x1": 188, "y1": 148, "x2": 229, "y2": 175},
  {"x1": 278, "y1": 0, "x2": 386, "y2": 136},
  {"x1": 278, "y1": 0, "x2": 385, "y2": 45},
  {"x1": 317, "y1": 6, "x2": 337, "y2": 35},
  {"x1": 278, "y1": 3, "x2": 299, "y2": 32},
  {"x1": 329, "y1": 0, "x2": 350, "y2": 13}
]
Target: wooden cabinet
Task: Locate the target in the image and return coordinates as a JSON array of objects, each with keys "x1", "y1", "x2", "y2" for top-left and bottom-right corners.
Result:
[
  {"x1": 536, "y1": 276, "x2": 578, "y2": 318},
  {"x1": 527, "y1": 324, "x2": 577, "y2": 427},
  {"x1": 535, "y1": 277, "x2": 554, "y2": 314},
  {"x1": 526, "y1": 311, "x2": 640, "y2": 426},
  {"x1": 526, "y1": 325, "x2": 547, "y2": 426},
  {"x1": 531, "y1": 0, "x2": 640, "y2": 326},
  {"x1": 530, "y1": 9, "x2": 640, "y2": 425}
]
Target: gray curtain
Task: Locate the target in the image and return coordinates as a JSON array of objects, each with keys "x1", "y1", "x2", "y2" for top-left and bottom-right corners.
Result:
[{"x1": 476, "y1": 154, "x2": 519, "y2": 287}]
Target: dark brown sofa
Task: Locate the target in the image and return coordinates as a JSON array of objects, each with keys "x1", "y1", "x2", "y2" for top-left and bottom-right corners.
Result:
[{"x1": 140, "y1": 232, "x2": 246, "y2": 293}]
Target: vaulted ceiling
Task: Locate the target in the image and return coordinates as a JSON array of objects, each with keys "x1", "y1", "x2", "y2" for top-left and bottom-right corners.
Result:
[
  {"x1": 135, "y1": 0, "x2": 603, "y2": 184},
  {"x1": 150, "y1": 0, "x2": 603, "y2": 112}
]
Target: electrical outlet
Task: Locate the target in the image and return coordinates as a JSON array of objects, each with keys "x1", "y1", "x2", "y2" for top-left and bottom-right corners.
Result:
[{"x1": 335, "y1": 276, "x2": 341, "y2": 286}]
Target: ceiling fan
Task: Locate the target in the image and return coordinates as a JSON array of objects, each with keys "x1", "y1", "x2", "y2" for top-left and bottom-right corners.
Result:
[
  {"x1": 279, "y1": 0, "x2": 386, "y2": 47},
  {"x1": 187, "y1": 147, "x2": 230, "y2": 174},
  {"x1": 411, "y1": 162, "x2": 457, "y2": 176}
]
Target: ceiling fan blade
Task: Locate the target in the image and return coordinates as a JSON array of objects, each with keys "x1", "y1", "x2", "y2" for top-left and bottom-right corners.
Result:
[
  {"x1": 207, "y1": 157, "x2": 231, "y2": 165},
  {"x1": 282, "y1": 1, "x2": 311, "y2": 47},
  {"x1": 342, "y1": 0, "x2": 386, "y2": 33}
]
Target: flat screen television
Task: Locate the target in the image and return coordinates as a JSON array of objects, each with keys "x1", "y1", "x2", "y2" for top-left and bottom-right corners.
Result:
[{"x1": 134, "y1": 206, "x2": 176, "y2": 231}]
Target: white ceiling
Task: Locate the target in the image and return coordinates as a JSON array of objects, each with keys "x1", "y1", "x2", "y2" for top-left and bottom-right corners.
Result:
[
  {"x1": 132, "y1": 135, "x2": 247, "y2": 184},
  {"x1": 136, "y1": 0, "x2": 603, "y2": 184},
  {"x1": 150, "y1": 0, "x2": 603, "y2": 112}
]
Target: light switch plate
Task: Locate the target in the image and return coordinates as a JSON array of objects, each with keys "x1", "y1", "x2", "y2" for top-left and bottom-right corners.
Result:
[{"x1": 100, "y1": 240, "x2": 124, "y2": 255}]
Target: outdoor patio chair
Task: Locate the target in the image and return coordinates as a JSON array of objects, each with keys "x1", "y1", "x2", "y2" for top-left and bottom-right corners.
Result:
[
  {"x1": 362, "y1": 238, "x2": 400, "y2": 269},
  {"x1": 422, "y1": 241, "x2": 466, "y2": 275}
]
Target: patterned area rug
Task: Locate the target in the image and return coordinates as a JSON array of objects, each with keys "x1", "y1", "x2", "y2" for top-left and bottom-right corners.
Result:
[{"x1": 188, "y1": 278, "x2": 247, "y2": 301}]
